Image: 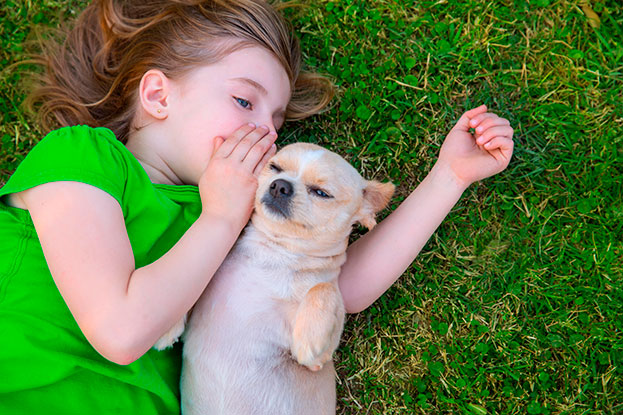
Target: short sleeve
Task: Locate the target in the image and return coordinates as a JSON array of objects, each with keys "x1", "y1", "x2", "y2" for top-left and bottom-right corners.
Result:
[{"x1": 0, "y1": 126, "x2": 132, "y2": 210}]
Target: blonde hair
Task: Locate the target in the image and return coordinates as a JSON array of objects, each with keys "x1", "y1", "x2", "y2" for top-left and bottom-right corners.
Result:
[{"x1": 26, "y1": 0, "x2": 334, "y2": 142}]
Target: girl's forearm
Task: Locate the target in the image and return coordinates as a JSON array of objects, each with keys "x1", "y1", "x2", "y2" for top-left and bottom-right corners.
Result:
[
  {"x1": 339, "y1": 161, "x2": 468, "y2": 313},
  {"x1": 20, "y1": 181, "x2": 244, "y2": 365},
  {"x1": 97, "y1": 213, "x2": 241, "y2": 364}
]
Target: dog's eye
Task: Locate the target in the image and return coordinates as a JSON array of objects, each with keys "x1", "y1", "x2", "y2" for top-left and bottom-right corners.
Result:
[
  {"x1": 270, "y1": 163, "x2": 283, "y2": 173},
  {"x1": 308, "y1": 187, "x2": 333, "y2": 199}
]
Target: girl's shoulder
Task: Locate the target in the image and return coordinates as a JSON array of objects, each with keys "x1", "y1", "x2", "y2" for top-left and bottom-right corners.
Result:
[
  {"x1": 0, "y1": 125, "x2": 149, "y2": 209},
  {"x1": 36, "y1": 125, "x2": 128, "y2": 160}
]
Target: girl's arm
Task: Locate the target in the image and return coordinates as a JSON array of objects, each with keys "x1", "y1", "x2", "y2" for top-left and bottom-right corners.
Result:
[
  {"x1": 18, "y1": 125, "x2": 276, "y2": 365},
  {"x1": 339, "y1": 162, "x2": 466, "y2": 313},
  {"x1": 339, "y1": 105, "x2": 514, "y2": 313}
]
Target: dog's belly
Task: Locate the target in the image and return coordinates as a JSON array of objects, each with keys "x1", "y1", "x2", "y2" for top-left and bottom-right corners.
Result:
[{"x1": 181, "y1": 238, "x2": 337, "y2": 415}]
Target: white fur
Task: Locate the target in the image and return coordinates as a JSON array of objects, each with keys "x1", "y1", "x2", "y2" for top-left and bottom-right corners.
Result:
[
  {"x1": 181, "y1": 225, "x2": 342, "y2": 415},
  {"x1": 295, "y1": 149, "x2": 326, "y2": 178}
]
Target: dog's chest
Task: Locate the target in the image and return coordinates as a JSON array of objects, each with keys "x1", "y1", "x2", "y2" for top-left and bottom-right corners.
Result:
[
  {"x1": 189, "y1": 229, "x2": 341, "y2": 344},
  {"x1": 215, "y1": 229, "x2": 340, "y2": 302}
]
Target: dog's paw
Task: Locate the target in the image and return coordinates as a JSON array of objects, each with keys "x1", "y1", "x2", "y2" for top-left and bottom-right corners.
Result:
[
  {"x1": 153, "y1": 316, "x2": 186, "y2": 350},
  {"x1": 293, "y1": 341, "x2": 334, "y2": 371},
  {"x1": 292, "y1": 283, "x2": 344, "y2": 370}
]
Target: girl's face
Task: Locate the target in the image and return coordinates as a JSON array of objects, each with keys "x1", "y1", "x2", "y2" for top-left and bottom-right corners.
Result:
[{"x1": 162, "y1": 46, "x2": 292, "y2": 185}]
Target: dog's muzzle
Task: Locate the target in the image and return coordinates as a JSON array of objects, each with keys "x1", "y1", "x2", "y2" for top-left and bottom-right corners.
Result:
[{"x1": 261, "y1": 178, "x2": 293, "y2": 218}]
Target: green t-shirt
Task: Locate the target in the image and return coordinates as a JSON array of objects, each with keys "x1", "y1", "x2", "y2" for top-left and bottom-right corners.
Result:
[{"x1": 0, "y1": 125, "x2": 202, "y2": 414}]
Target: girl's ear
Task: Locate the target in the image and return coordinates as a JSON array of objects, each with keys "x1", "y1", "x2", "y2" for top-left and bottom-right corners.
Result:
[
  {"x1": 139, "y1": 69, "x2": 171, "y2": 120},
  {"x1": 356, "y1": 180, "x2": 395, "y2": 230}
]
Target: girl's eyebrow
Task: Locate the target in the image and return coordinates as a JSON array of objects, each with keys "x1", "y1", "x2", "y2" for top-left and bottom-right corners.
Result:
[{"x1": 229, "y1": 77, "x2": 267, "y2": 96}]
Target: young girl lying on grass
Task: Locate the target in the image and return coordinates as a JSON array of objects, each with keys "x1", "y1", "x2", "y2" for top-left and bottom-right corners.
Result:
[{"x1": 0, "y1": 0, "x2": 513, "y2": 413}]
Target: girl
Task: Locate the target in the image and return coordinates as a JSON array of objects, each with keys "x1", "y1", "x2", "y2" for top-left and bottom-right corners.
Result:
[{"x1": 0, "y1": 0, "x2": 514, "y2": 413}]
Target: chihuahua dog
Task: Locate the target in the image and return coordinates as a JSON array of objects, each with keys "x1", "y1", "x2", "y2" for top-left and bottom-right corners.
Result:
[{"x1": 156, "y1": 143, "x2": 394, "y2": 415}]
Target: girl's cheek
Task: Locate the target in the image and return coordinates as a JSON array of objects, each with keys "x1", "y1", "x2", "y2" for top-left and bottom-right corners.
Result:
[{"x1": 217, "y1": 119, "x2": 251, "y2": 139}]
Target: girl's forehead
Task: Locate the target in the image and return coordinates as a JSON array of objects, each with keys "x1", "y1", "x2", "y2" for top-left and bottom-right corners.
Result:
[
  {"x1": 214, "y1": 47, "x2": 288, "y2": 79},
  {"x1": 188, "y1": 46, "x2": 291, "y2": 98}
]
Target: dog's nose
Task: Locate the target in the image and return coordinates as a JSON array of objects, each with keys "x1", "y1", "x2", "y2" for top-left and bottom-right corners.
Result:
[{"x1": 269, "y1": 179, "x2": 293, "y2": 198}]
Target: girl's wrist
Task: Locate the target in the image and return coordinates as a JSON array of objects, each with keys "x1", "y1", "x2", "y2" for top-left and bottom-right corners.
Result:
[
  {"x1": 196, "y1": 210, "x2": 245, "y2": 241},
  {"x1": 429, "y1": 160, "x2": 471, "y2": 194}
]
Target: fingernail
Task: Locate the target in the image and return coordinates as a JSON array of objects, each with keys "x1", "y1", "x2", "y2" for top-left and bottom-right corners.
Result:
[
  {"x1": 248, "y1": 122, "x2": 256, "y2": 128},
  {"x1": 476, "y1": 126, "x2": 483, "y2": 133}
]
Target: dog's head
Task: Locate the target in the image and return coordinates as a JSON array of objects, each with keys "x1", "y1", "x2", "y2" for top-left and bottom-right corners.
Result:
[{"x1": 252, "y1": 143, "x2": 395, "y2": 255}]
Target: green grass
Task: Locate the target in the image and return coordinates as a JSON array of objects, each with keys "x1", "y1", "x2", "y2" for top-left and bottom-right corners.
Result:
[{"x1": 2, "y1": 0, "x2": 622, "y2": 413}]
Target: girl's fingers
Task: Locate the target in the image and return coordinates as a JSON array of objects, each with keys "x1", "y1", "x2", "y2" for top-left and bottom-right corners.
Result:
[
  {"x1": 214, "y1": 123, "x2": 257, "y2": 157},
  {"x1": 230, "y1": 125, "x2": 272, "y2": 162},
  {"x1": 453, "y1": 105, "x2": 487, "y2": 131},
  {"x1": 253, "y1": 143, "x2": 278, "y2": 177},
  {"x1": 464, "y1": 104, "x2": 488, "y2": 119},
  {"x1": 469, "y1": 112, "x2": 502, "y2": 129},
  {"x1": 210, "y1": 124, "x2": 277, "y2": 174},
  {"x1": 483, "y1": 136, "x2": 514, "y2": 158},
  {"x1": 474, "y1": 116, "x2": 510, "y2": 135},
  {"x1": 240, "y1": 131, "x2": 277, "y2": 172},
  {"x1": 475, "y1": 126, "x2": 514, "y2": 146},
  {"x1": 211, "y1": 136, "x2": 225, "y2": 155}
]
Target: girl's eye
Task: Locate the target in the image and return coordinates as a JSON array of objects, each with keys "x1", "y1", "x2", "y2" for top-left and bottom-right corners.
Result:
[
  {"x1": 270, "y1": 163, "x2": 283, "y2": 173},
  {"x1": 235, "y1": 97, "x2": 252, "y2": 109},
  {"x1": 308, "y1": 187, "x2": 333, "y2": 199}
]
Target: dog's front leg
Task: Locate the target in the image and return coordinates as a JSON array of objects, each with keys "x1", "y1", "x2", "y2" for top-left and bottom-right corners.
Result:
[
  {"x1": 153, "y1": 315, "x2": 187, "y2": 350},
  {"x1": 291, "y1": 282, "x2": 345, "y2": 371}
]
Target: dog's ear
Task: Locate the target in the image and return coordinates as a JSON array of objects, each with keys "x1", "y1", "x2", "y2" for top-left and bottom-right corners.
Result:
[{"x1": 356, "y1": 180, "x2": 395, "y2": 230}]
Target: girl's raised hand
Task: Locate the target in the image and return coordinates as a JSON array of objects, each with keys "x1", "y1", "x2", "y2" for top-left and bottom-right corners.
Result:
[
  {"x1": 437, "y1": 105, "x2": 514, "y2": 188},
  {"x1": 198, "y1": 124, "x2": 277, "y2": 231}
]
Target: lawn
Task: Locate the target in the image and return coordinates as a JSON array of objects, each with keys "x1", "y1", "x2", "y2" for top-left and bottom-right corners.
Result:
[{"x1": 1, "y1": 0, "x2": 622, "y2": 414}]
